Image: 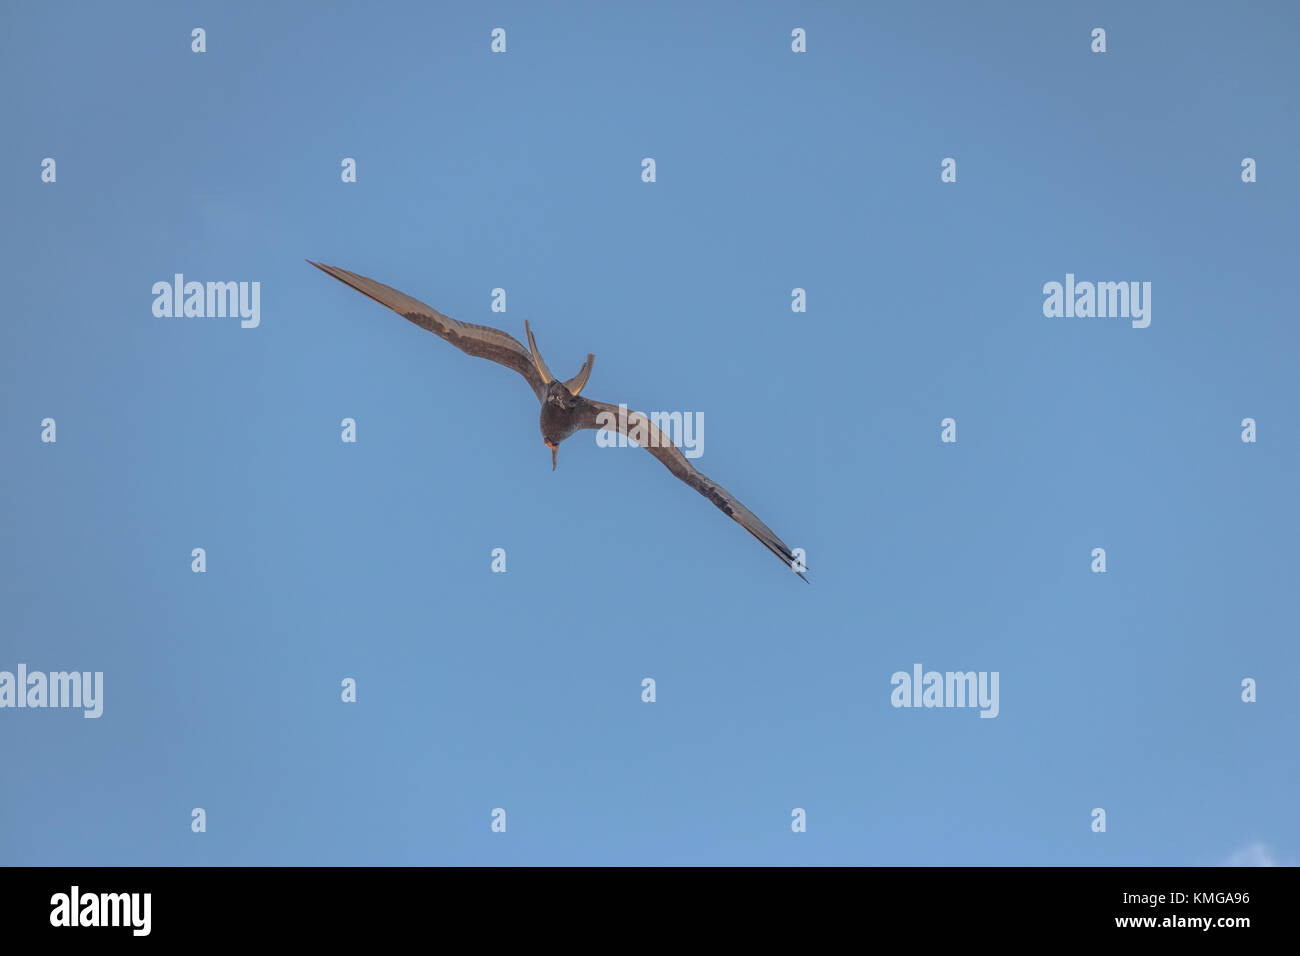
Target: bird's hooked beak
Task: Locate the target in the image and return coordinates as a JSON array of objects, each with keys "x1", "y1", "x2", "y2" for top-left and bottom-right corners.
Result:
[{"x1": 546, "y1": 440, "x2": 558, "y2": 470}]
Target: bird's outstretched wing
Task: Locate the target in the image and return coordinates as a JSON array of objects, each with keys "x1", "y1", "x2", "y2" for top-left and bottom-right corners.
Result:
[
  {"x1": 575, "y1": 398, "x2": 808, "y2": 581},
  {"x1": 309, "y1": 261, "x2": 547, "y2": 402}
]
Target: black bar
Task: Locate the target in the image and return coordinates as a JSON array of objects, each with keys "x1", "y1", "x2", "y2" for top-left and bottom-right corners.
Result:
[{"x1": 2, "y1": 866, "x2": 1290, "y2": 942}]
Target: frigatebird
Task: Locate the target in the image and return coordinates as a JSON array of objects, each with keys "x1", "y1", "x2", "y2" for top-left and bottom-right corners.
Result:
[{"x1": 309, "y1": 262, "x2": 807, "y2": 580}]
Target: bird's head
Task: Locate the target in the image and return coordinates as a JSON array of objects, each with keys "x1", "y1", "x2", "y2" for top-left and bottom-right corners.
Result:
[
  {"x1": 544, "y1": 438, "x2": 559, "y2": 471},
  {"x1": 545, "y1": 380, "x2": 574, "y2": 408}
]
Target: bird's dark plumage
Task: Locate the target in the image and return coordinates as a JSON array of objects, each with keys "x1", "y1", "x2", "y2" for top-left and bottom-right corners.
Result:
[
  {"x1": 308, "y1": 261, "x2": 547, "y2": 401},
  {"x1": 309, "y1": 261, "x2": 808, "y2": 580},
  {"x1": 572, "y1": 399, "x2": 807, "y2": 581}
]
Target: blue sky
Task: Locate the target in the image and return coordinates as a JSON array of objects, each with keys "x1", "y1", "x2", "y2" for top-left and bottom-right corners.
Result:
[{"x1": 1, "y1": 1, "x2": 1296, "y2": 865}]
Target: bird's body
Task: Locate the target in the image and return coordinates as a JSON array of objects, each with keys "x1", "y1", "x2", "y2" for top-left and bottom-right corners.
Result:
[
  {"x1": 308, "y1": 261, "x2": 807, "y2": 580},
  {"x1": 539, "y1": 381, "x2": 583, "y2": 447}
]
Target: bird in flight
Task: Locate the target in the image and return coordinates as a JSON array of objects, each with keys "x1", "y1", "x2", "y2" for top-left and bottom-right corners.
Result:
[{"x1": 308, "y1": 262, "x2": 807, "y2": 580}]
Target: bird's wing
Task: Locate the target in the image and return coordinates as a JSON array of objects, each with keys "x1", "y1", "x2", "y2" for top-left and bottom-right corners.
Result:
[
  {"x1": 309, "y1": 261, "x2": 546, "y2": 402},
  {"x1": 574, "y1": 398, "x2": 808, "y2": 581}
]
